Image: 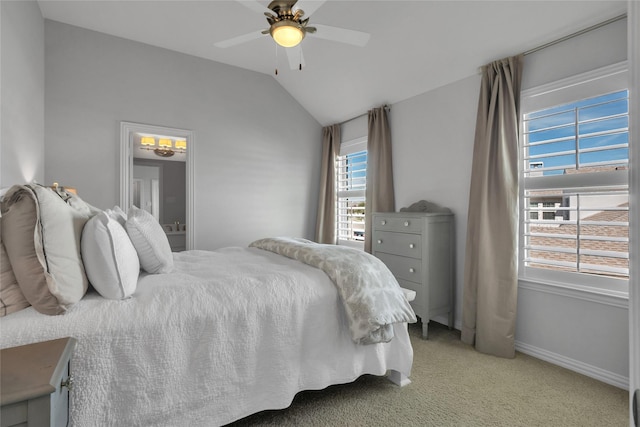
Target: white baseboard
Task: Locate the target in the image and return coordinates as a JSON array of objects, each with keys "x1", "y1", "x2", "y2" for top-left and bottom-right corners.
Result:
[
  {"x1": 515, "y1": 340, "x2": 628, "y2": 389},
  {"x1": 426, "y1": 316, "x2": 627, "y2": 389}
]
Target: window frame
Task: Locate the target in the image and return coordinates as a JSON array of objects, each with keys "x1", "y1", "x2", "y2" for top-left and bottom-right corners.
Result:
[
  {"x1": 519, "y1": 61, "x2": 629, "y2": 296},
  {"x1": 336, "y1": 136, "x2": 367, "y2": 249}
]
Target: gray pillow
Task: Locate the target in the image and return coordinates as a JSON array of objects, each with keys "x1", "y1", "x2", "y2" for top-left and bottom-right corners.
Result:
[
  {"x1": 1, "y1": 185, "x2": 93, "y2": 315},
  {"x1": 0, "y1": 215, "x2": 30, "y2": 316}
]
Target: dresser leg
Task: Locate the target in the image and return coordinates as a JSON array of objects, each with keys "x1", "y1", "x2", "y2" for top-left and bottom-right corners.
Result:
[{"x1": 421, "y1": 321, "x2": 429, "y2": 339}]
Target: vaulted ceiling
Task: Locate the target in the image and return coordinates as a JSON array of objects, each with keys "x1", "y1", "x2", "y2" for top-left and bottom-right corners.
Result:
[{"x1": 38, "y1": 1, "x2": 627, "y2": 125}]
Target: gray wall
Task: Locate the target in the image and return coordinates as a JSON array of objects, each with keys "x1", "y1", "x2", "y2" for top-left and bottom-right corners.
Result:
[
  {"x1": 390, "y1": 18, "x2": 628, "y2": 387},
  {"x1": 516, "y1": 16, "x2": 628, "y2": 388},
  {"x1": 44, "y1": 21, "x2": 322, "y2": 249},
  {"x1": 391, "y1": 74, "x2": 478, "y2": 330},
  {"x1": 1, "y1": 0, "x2": 44, "y2": 187}
]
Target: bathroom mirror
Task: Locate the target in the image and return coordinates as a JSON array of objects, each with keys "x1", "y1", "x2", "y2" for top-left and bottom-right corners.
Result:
[{"x1": 120, "y1": 121, "x2": 194, "y2": 251}]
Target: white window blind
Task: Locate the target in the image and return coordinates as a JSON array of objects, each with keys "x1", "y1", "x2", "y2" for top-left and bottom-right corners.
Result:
[
  {"x1": 523, "y1": 90, "x2": 629, "y2": 177},
  {"x1": 336, "y1": 137, "x2": 367, "y2": 246},
  {"x1": 523, "y1": 188, "x2": 629, "y2": 277},
  {"x1": 520, "y1": 63, "x2": 629, "y2": 293}
]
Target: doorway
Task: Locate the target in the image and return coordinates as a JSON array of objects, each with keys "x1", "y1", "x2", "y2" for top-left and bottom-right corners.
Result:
[{"x1": 120, "y1": 121, "x2": 194, "y2": 250}]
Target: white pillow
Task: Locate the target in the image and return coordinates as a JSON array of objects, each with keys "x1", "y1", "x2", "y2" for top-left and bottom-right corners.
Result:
[
  {"x1": 108, "y1": 205, "x2": 127, "y2": 227},
  {"x1": 125, "y1": 206, "x2": 173, "y2": 274},
  {"x1": 81, "y1": 210, "x2": 139, "y2": 299}
]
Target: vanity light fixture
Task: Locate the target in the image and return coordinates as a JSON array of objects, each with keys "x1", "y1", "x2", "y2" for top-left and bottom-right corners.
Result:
[
  {"x1": 140, "y1": 136, "x2": 155, "y2": 147},
  {"x1": 152, "y1": 139, "x2": 173, "y2": 157},
  {"x1": 174, "y1": 140, "x2": 187, "y2": 152},
  {"x1": 138, "y1": 136, "x2": 187, "y2": 158}
]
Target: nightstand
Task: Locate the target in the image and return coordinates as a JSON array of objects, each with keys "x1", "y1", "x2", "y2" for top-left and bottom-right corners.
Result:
[{"x1": 1, "y1": 337, "x2": 76, "y2": 427}]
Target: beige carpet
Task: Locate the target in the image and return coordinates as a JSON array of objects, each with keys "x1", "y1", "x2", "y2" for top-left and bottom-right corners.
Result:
[{"x1": 229, "y1": 322, "x2": 628, "y2": 426}]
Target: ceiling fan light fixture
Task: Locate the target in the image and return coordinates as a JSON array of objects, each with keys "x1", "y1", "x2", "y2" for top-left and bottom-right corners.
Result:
[{"x1": 271, "y1": 20, "x2": 304, "y2": 47}]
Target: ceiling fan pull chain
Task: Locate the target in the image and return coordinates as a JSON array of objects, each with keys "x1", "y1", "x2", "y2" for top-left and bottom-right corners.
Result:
[
  {"x1": 299, "y1": 47, "x2": 302, "y2": 71},
  {"x1": 275, "y1": 44, "x2": 279, "y2": 76}
]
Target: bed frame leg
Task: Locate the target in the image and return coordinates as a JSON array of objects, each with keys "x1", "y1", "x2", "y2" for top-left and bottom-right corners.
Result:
[{"x1": 387, "y1": 370, "x2": 411, "y2": 387}]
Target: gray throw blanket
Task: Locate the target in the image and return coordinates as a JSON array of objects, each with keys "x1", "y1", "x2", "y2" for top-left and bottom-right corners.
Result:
[{"x1": 249, "y1": 237, "x2": 417, "y2": 344}]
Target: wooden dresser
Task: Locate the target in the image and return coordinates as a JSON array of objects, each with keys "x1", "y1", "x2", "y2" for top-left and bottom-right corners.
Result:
[
  {"x1": 372, "y1": 212, "x2": 454, "y2": 339},
  {"x1": 1, "y1": 337, "x2": 76, "y2": 427}
]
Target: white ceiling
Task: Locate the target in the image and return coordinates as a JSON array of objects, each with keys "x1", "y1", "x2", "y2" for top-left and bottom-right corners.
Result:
[{"x1": 37, "y1": 0, "x2": 627, "y2": 126}]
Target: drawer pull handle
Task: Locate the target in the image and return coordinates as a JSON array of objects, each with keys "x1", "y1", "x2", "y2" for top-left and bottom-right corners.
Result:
[
  {"x1": 404, "y1": 221, "x2": 409, "y2": 227},
  {"x1": 61, "y1": 376, "x2": 74, "y2": 391},
  {"x1": 409, "y1": 243, "x2": 415, "y2": 249},
  {"x1": 377, "y1": 239, "x2": 382, "y2": 244},
  {"x1": 409, "y1": 268, "x2": 415, "y2": 273},
  {"x1": 381, "y1": 220, "x2": 387, "y2": 225}
]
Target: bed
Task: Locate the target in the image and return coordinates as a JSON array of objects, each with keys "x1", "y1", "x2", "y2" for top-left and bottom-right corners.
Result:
[{"x1": 0, "y1": 186, "x2": 415, "y2": 426}]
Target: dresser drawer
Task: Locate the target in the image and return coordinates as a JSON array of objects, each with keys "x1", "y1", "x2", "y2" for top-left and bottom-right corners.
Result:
[
  {"x1": 397, "y1": 279, "x2": 425, "y2": 313},
  {"x1": 373, "y1": 231, "x2": 422, "y2": 259},
  {"x1": 373, "y1": 215, "x2": 422, "y2": 233},
  {"x1": 1, "y1": 401, "x2": 27, "y2": 427},
  {"x1": 376, "y1": 252, "x2": 422, "y2": 284},
  {"x1": 396, "y1": 278, "x2": 424, "y2": 294}
]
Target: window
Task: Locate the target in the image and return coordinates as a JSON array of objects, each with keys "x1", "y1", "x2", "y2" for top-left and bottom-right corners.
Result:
[
  {"x1": 520, "y1": 63, "x2": 629, "y2": 294},
  {"x1": 336, "y1": 137, "x2": 367, "y2": 248}
]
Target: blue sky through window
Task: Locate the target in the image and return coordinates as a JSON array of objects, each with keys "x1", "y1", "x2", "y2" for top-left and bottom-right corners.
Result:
[
  {"x1": 524, "y1": 90, "x2": 629, "y2": 175},
  {"x1": 342, "y1": 150, "x2": 367, "y2": 190}
]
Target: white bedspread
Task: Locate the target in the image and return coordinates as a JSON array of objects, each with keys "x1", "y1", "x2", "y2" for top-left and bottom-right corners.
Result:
[{"x1": 0, "y1": 247, "x2": 413, "y2": 426}]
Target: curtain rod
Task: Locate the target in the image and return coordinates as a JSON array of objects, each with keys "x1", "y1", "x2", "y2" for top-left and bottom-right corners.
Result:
[
  {"x1": 523, "y1": 13, "x2": 627, "y2": 56},
  {"x1": 338, "y1": 105, "x2": 391, "y2": 127}
]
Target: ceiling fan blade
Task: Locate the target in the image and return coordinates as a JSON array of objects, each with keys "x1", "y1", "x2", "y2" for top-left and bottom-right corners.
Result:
[
  {"x1": 294, "y1": 1, "x2": 326, "y2": 18},
  {"x1": 235, "y1": 0, "x2": 271, "y2": 14},
  {"x1": 286, "y1": 45, "x2": 306, "y2": 70},
  {"x1": 214, "y1": 31, "x2": 265, "y2": 48},
  {"x1": 309, "y1": 24, "x2": 370, "y2": 47}
]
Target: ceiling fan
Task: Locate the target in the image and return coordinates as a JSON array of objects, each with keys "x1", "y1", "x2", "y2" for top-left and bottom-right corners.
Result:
[{"x1": 215, "y1": 0, "x2": 371, "y2": 71}]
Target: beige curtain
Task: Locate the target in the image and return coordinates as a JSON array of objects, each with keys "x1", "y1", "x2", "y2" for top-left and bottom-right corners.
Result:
[
  {"x1": 364, "y1": 106, "x2": 395, "y2": 253},
  {"x1": 315, "y1": 124, "x2": 340, "y2": 244},
  {"x1": 461, "y1": 55, "x2": 523, "y2": 358}
]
